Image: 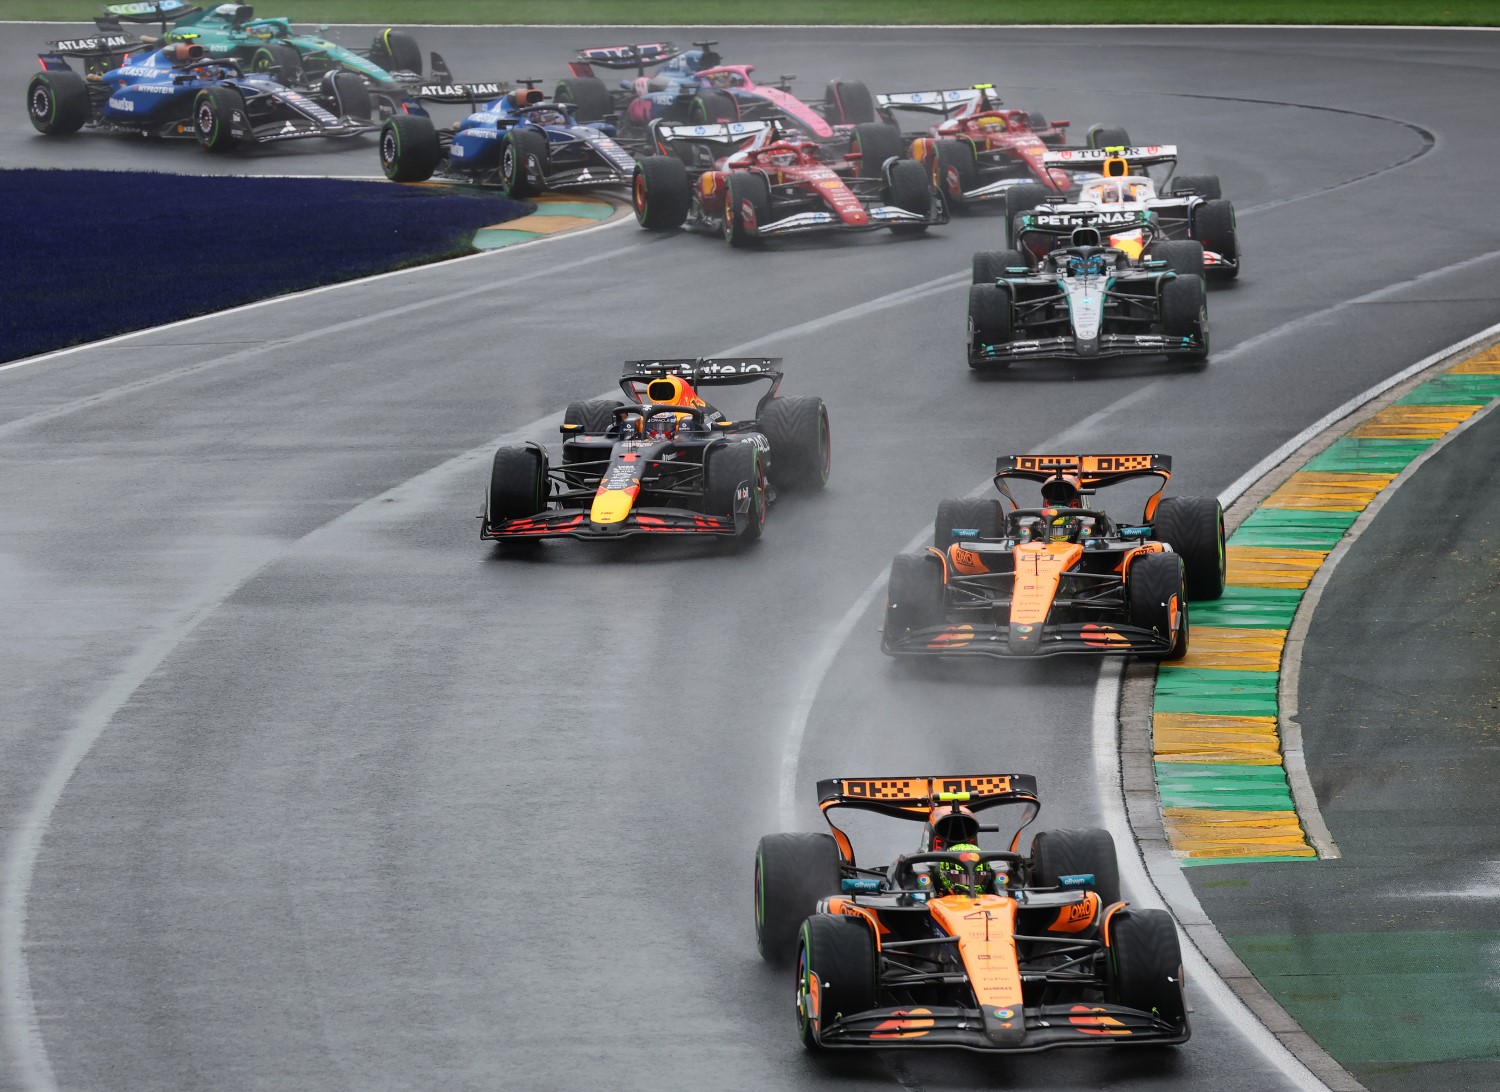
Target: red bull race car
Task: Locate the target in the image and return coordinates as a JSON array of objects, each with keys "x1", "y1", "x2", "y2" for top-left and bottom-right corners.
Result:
[
  {"x1": 883, "y1": 454, "x2": 1226, "y2": 659},
  {"x1": 481, "y1": 358, "x2": 829, "y2": 544},
  {"x1": 631, "y1": 118, "x2": 944, "y2": 246},
  {"x1": 755, "y1": 774, "x2": 1191, "y2": 1053}
]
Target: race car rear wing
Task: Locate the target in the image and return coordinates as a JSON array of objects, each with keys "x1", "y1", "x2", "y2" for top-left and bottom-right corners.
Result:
[
  {"x1": 1044, "y1": 145, "x2": 1178, "y2": 170},
  {"x1": 407, "y1": 80, "x2": 510, "y2": 105},
  {"x1": 654, "y1": 119, "x2": 775, "y2": 147},
  {"x1": 622, "y1": 357, "x2": 784, "y2": 387},
  {"x1": 994, "y1": 454, "x2": 1172, "y2": 513},
  {"x1": 568, "y1": 40, "x2": 679, "y2": 77},
  {"x1": 876, "y1": 87, "x2": 989, "y2": 115},
  {"x1": 100, "y1": 1, "x2": 200, "y2": 25},
  {"x1": 817, "y1": 774, "x2": 1041, "y2": 864},
  {"x1": 1018, "y1": 208, "x2": 1155, "y2": 235}
]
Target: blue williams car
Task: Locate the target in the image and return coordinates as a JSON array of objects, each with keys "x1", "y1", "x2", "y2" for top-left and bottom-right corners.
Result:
[
  {"x1": 27, "y1": 37, "x2": 375, "y2": 150},
  {"x1": 379, "y1": 83, "x2": 635, "y2": 197}
]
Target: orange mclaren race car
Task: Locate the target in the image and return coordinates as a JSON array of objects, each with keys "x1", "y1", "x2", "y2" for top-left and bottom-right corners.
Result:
[
  {"x1": 480, "y1": 357, "x2": 829, "y2": 543},
  {"x1": 755, "y1": 774, "x2": 1190, "y2": 1053},
  {"x1": 883, "y1": 454, "x2": 1225, "y2": 659}
]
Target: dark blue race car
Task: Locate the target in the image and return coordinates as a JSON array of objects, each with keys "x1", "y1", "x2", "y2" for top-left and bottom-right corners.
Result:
[
  {"x1": 27, "y1": 37, "x2": 375, "y2": 150},
  {"x1": 378, "y1": 83, "x2": 635, "y2": 196}
]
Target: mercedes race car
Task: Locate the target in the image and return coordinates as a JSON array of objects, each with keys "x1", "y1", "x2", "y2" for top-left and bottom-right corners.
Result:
[
  {"x1": 481, "y1": 358, "x2": 830, "y2": 544},
  {"x1": 756, "y1": 774, "x2": 1191, "y2": 1053},
  {"x1": 631, "y1": 119, "x2": 944, "y2": 245},
  {"x1": 968, "y1": 222, "x2": 1209, "y2": 366},
  {"x1": 379, "y1": 83, "x2": 634, "y2": 195},
  {"x1": 875, "y1": 86, "x2": 1079, "y2": 211},
  {"x1": 27, "y1": 38, "x2": 374, "y2": 149},
  {"x1": 554, "y1": 39, "x2": 876, "y2": 147},
  {"x1": 882, "y1": 454, "x2": 1226, "y2": 659}
]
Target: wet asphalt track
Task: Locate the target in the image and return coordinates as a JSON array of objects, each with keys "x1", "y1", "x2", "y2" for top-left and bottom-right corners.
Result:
[{"x1": 2, "y1": 22, "x2": 1499, "y2": 1092}]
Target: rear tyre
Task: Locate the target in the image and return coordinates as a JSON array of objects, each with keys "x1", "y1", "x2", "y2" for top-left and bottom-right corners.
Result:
[
  {"x1": 931, "y1": 139, "x2": 978, "y2": 209},
  {"x1": 690, "y1": 89, "x2": 740, "y2": 124},
  {"x1": 1127, "y1": 552, "x2": 1189, "y2": 661},
  {"x1": 249, "y1": 42, "x2": 303, "y2": 84},
  {"x1": 379, "y1": 114, "x2": 440, "y2": 182},
  {"x1": 1161, "y1": 274, "x2": 1209, "y2": 361},
  {"x1": 1030, "y1": 827, "x2": 1122, "y2": 906},
  {"x1": 705, "y1": 442, "x2": 765, "y2": 540},
  {"x1": 500, "y1": 127, "x2": 550, "y2": 198},
  {"x1": 632, "y1": 156, "x2": 691, "y2": 230},
  {"x1": 849, "y1": 122, "x2": 903, "y2": 178},
  {"x1": 1024, "y1": 108, "x2": 1050, "y2": 130},
  {"x1": 884, "y1": 552, "x2": 946, "y2": 640},
  {"x1": 723, "y1": 172, "x2": 770, "y2": 247},
  {"x1": 1109, "y1": 909, "x2": 1188, "y2": 1029},
  {"x1": 1003, "y1": 182, "x2": 1053, "y2": 248},
  {"x1": 27, "y1": 71, "x2": 89, "y2": 135},
  {"x1": 562, "y1": 398, "x2": 619, "y2": 434},
  {"x1": 1146, "y1": 239, "x2": 1205, "y2": 280},
  {"x1": 1152, "y1": 496, "x2": 1226, "y2": 600},
  {"x1": 554, "y1": 76, "x2": 610, "y2": 122},
  {"x1": 968, "y1": 283, "x2": 1012, "y2": 368},
  {"x1": 193, "y1": 86, "x2": 246, "y2": 152},
  {"x1": 824, "y1": 79, "x2": 875, "y2": 124},
  {"x1": 326, "y1": 70, "x2": 371, "y2": 120},
  {"x1": 797, "y1": 916, "x2": 877, "y2": 1050},
  {"x1": 754, "y1": 832, "x2": 842, "y2": 964},
  {"x1": 486, "y1": 445, "x2": 549, "y2": 524},
  {"x1": 1169, "y1": 173, "x2": 1222, "y2": 200},
  {"x1": 1191, "y1": 199, "x2": 1240, "y2": 281},
  {"x1": 973, "y1": 248, "x2": 1025, "y2": 284},
  {"x1": 760, "y1": 396, "x2": 831, "y2": 491},
  {"x1": 934, "y1": 497, "x2": 1001, "y2": 550},
  {"x1": 371, "y1": 28, "x2": 422, "y2": 75},
  {"x1": 885, "y1": 159, "x2": 932, "y2": 233},
  {"x1": 1088, "y1": 125, "x2": 1132, "y2": 149}
]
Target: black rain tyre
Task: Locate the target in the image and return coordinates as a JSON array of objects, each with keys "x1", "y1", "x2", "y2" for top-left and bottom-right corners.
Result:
[
  {"x1": 1089, "y1": 125, "x2": 1132, "y2": 149},
  {"x1": 690, "y1": 89, "x2": 739, "y2": 124},
  {"x1": 1004, "y1": 182, "x2": 1053, "y2": 247},
  {"x1": 1147, "y1": 239, "x2": 1205, "y2": 280},
  {"x1": 249, "y1": 42, "x2": 302, "y2": 84},
  {"x1": 1109, "y1": 908, "x2": 1188, "y2": 1028},
  {"x1": 885, "y1": 158, "x2": 932, "y2": 233},
  {"x1": 501, "y1": 127, "x2": 550, "y2": 198},
  {"x1": 849, "y1": 122, "x2": 903, "y2": 178},
  {"x1": 326, "y1": 70, "x2": 371, "y2": 120},
  {"x1": 1161, "y1": 274, "x2": 1209, "y2": 361},
  {"x1": 27, "y1": 71, "x2": 89, "y2": 135},
  {"x1": 705, "y1": 441, "x2": 765, "y2": 540},
  {"x1": 824, "y1": 79, "x2": 875, "y2": 124},
  {"x1": 379, "y1": 114, "x2": 440, "y2": 182},
  {"x1": 973, "y1": 248, "x2": 1025, "y2": 284},
  {"x1": 632, "y1": 155, "x2": 691, "y2": 230},
  {"x1": 554, "y1": 76, "x2": 610, "y2": 122},
  {"x1": 934, "y1": 497, "x2": 1001, "y2": 549},
  {"x1": 1170, "y1": 173, "x2": 1222, "y2": 200},
  {"x1": 797, "y1": 915, "x2": 877, "y2": 1049},
  {"x1": 931, "y1": 139, "x2": 978, "y2": 209},
  {"x1": 754, "y1": 832, "x2": 842, "y2": 964},
  {"x1": 968, "y1": 283, "x2": 1012, "y2": 368},
  {"x1": 486, "y1": 445, "x2": 549, "y2": 523},
  {"x1": 723, "y1": 172, "x2": 770, "y2": 247},
  {"x1": 760, "y1": 396, "x2": 831, "y2": 491},
  {"x1": 1153, "y1": 496, "x2": 1227, "y2": 600},
  {"x1": 884, "y1": 552, "x2": 945, "y2": 639},
  {"x1": 562, "y1": 398, "x2": 619, "y2": 433},
  {"x1": 193, "y1": 86, "x2": 246, "y2": 152},
  {"x1": 1191, "y1": 199, "x2": 1240, "y2": 281},
  {"x1": 1127, "y1": 551, "x2": 1189, "y2": 661},
  {"x1": 1030, "y1": 827, "x2": 1122, "y2": 907},
  {"x1": 371, "y1": 28, "x2": 422, "y2": 75}
]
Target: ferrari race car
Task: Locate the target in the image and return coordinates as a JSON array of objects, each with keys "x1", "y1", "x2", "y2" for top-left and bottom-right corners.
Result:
[
  {"x1": 481, "y1": 358, "x2": 830, "y2": 544},
  {"x1": 632, "y1": 119, "x2": 944, "y2": 245},
  {"x1": 876, "y1": 86, "x2": 1078, "y2": 211},
  {"x1": 379, "y1": 83, "x2": 634, "y2": 195},
  {"x1": 968, "y1": 222, "x2": 1208, "y2": 366},
  {"x1": 1010, "y1": 144, "x2": 1241, "y2": 281},
  {"x1": 756, "y1": 774, "x2": 1191, "y2": 1052},
  {"x1": 554, "y1": 39, "x2": 876, "y2": 147},
  {"x1": 27, "y1": 38, "x2": 374, "y2": 149},
  {"x1": 882, "y1": 453, "x2": 1227, "y2": 659},
  {"x1": 100, "y1": 1, "x2": 430, "y2": 112}
]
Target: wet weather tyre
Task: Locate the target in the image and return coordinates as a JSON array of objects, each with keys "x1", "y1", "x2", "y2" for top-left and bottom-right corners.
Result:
[
  {"x1": 760, "y1": 396, "x2": 831, "y2": 491},
  {"x1": 1170, "y1": 173, "x2": 1222, "y2": 200},
  {"x1": 1030, "y1": 827, "x2": 1122, "y2": 906},
  {"x1": 326, "y1": 71, "x2": 371, "y2": 120},
  {"x1": 849, "y1": 122, "x2": 903, "y2": 178},
  {"x1": 1147, "y1": 239, "x2": 1205, "y2": 280},
  {"x1": 1192, "y1": 199, "x2": 1240, "y2": 281},
  {"x1": 824, "y1": 79, "x2": 875, "y2": 124},
  {"x1": 193, "y1": 86, "x2": 246, "y2": 152},
  {"x1": 1127, "y1": 551, "x2": 1189, "y2": 661},
  {"x1": 754, "y1": 832, "x2": 841, "y2": 965},
  {"x1": 1153, "y1": 496, "x2": 1226, "y2": 600},
  {"x1": 1161, "y1": 274, "x2": 1208, "y2": 360},
  {"x1": 486, "y1": 445, "x2": 549, "y2": 524},
  {"x1": 1089, "y1": 125, "x2": 1132, "y2": 149},
  {"x1": 705, "y1": 442, "x2": 765, "y2": 540},
  {"x1": 1024, "y1": 108, "x2": 1050, "y2": 130},
  {"x1": 884, "y1": 552, "x2": 946, "y2": 641},
  {"x1": 968, "y1": 283, "x2": 1012, "y2": 368},
  {"x1": 932, "y1": 139, "x2": 978, "y2": 208},
  {"x1": 886, "y1": 159, "x2": 932, "y2": 233},
  {"x1": 379, "y1": 114, "x2": 440, "y2": 182},
  {"x1": 1109, "y1": 909, "x2": 1188, "y2": 1029},
  {"x1": 501, "y1": 128, "x2": 550, "y2": 198},
  {"x1": 690, "y1": 89, "x2": 740, "y2": 124},
  {"x1": 371, "y1": 29, "x2": 422, "y2": 75},
  {"x1": 1003, "y1": 182, "x2": 1053, "y2": 247},
  {"x1": 554, "y1": 76, "x2": 610, "y2": 122},
  {"x1": 934, "y1": 497, "x2": 1001, "y2": 549},
  {"x1": 633, "y1": 156, "x2": 691, "y2": 230},
  {"x1": 973, "y1": 248, "x2": 1025, "y2": 284},
  {"x1": 249, "y1": 42, "x2": 302, "y2": 84},
  {"x1": 562, "y1": 398, "x2": 620, "y2": 433},
  {"x1": 797, "y1": 916, "x2": 877, "y2": 1049},
  {"x1": 723, "y1": 172, "x2": 770, "y2": 247},
  {"x1": 27, "y1": 71, "x2": 88, "y2": 135}
]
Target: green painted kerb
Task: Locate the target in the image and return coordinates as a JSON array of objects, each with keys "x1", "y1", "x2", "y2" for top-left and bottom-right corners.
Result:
[
  {"x1": 1154, "y1": 668, "x2": 1278, "y2": 717},
  {"x1": 1231, "y1": 507, "x2": 1359, "y2": 549},
  {"x1": 1156, "y1": 762, "x2": 1296, "y2": 810},
  {"x1": 1302, "y1": 437, "x2": 1433, "y2": 474},
  {"x1": 1189, "y1": 585, "x2": 1301, "y2": 629}
]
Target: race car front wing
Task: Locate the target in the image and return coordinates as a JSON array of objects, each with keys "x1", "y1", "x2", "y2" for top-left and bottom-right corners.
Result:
[
  {"x1": 882, "y1": 620, "x2": 1175, "y2": 658},
  {"x1": 481, "y1": 506, "x2": 742, "y2": 541},
  {"x1": 970, "y1": 332, "x2": 1205, "y2": 364},
  {"x1": 815, "y1": 1001, "x2": 1188, "y2": 1051}
]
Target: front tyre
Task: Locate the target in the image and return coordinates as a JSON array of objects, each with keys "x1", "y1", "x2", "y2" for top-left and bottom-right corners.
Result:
[
  {"x1": 27, "y1": 71, "x2": 89, "y2": 135},
  {"x1": 968, "y1": 283, "x2": 1012, "y2": 368},
  {"x1": 486, "y1": 445, "x2": 549, "y2": 527},
  {"x1": 379, "y1": 114, "x2": 440, "y2": 182},
  {"x1": 193, "y1": 86, "x2": 246, "y2": 152},
  {"x1": 885, "y1": 158, "x2": 932, "y2": 234},
  {"x1": 501, "y1": 128, "x2": 550, "y2": 198},
  {"x1": 723, "y1": 172, "x2": 770, "y2": 248},
  {"x1": 754, "y1": 832, "x2": 841, "y2": 964},
  {"x1": 1109, "y1": 909, "x2": 1188, "y2": 1031},
  {"x1": 632, "y1": 156, "x2": 691, "y2": 231},
  {"x1": 797, "y1": 916, "x2": 877, "y2": 1050},
  {"x1": 1127, "y1": 552, "x2": 1189, "y2": 661},
  {"x1": 705, "y1": 441, "x2": 765, "y2": 540},
  {"x1": 884, "y1": 552, "x2": 945, "y2": 641}
]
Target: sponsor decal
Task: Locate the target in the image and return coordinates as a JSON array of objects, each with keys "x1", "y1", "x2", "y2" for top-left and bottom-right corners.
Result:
[
  {"x1": 870, "y1": 1008, "x2": 935, "y2": 1040},
  {"x1": 927, "y1": 625, "x2": 976, "y2": 650},
  {"x1": 53, "y1": 35, "x2": 131, "y2": 51},
  {"x1": 107, "y1": 96, "x2": 134, "y2": 112},
  {"x1": 1068, "y1": 1005, "x2": 1133, "y2": 1036},
  {"x1": 738, "y1": 199, "x2": 758, "y2": 231}
]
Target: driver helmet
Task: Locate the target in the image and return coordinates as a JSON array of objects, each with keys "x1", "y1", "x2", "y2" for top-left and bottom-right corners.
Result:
[
  {"x1": 1067, "y1": 253, "x2": 1107, "y2": 277},
  {"x1": 678, "y1": 48, "x2": 709, "y2": 73},
  {"x1": 643, "y1": 411, "x2": 681, "y2": 439},
  {"x1": 936, "y1": 845, "x2": 993, "y2": 896},
  {"x1": 527, "y1": 108, "x2": 568, "y2": 126},
  {"x1": 1040, "y1": 473, "x2": 1083, "y2": 508},
  {"x1": 976, "y1": 115, "x2": 1004, "y2": 131},
  {"x1": 1096, "y1": 182, "x2": 1122, "y2": 203},
  {"x1": 1043, "y1": 507, "x2": 1085, "y2": 543},
  {"x1": 168, "y1": 42, "x2": 207, "y2": 65},
  {"x1": 1006, "y1": 113, "x2": 1028, "y2": 132}
]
